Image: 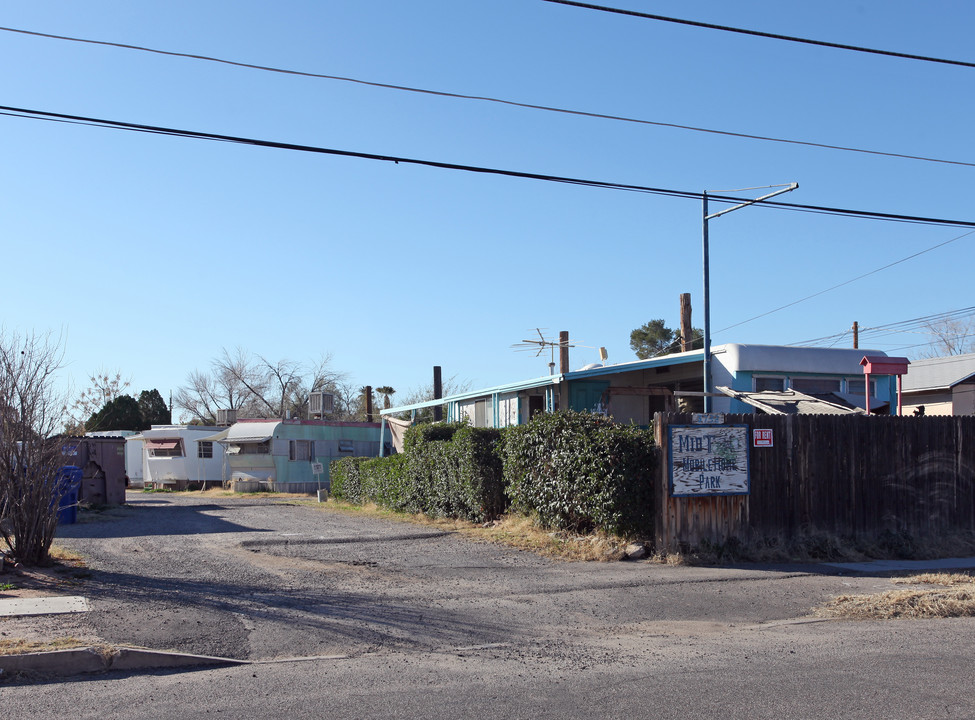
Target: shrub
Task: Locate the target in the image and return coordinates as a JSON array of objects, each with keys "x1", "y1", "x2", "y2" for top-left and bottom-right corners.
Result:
[
  {"x1": 331, "y1": 424, "x2": 506, "y2": 523},
  {"x1": 330, "y1": 456, "x2": 370, "y2": 503},
  {"x1": 404, "y1": 423, "x2": 505, "y2": 521},
  {"x1": 502, "y1": 411, "x2": 656, "y2": 536}
]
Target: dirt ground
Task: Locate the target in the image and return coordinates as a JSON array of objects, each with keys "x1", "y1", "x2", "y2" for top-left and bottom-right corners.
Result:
[{"x1": 5, "y1": 490, "x2": 975, "y2": 664}]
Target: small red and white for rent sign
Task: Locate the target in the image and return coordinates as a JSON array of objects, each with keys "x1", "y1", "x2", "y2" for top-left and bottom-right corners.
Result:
[{"x1": 753, "y1": 429, "x2": 773, "y2": 448}]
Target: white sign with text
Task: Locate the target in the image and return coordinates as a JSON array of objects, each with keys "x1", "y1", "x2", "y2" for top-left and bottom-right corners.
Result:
[{"x1": 668, "y1": 424, "x2": 750, "y2": 496}]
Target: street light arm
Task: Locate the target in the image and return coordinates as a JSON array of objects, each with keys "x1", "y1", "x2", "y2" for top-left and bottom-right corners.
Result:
[
  {"x1": 705, "y1": 182, "x2": 798, "y2": 221},
  {"x1": 701, "y1": 181, "x2": 798, "y2": 412}
]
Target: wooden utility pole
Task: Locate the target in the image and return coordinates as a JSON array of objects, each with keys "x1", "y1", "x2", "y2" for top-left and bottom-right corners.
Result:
[
  {"x1": 364, "y1": 385, "x2": 373, "y2": 422},
  {"x1": 559, "y1": 331, "x2": 569, "y2": 374},
  {"x1": 433, "y1": 366, "x2": 443, "y2": 422},
  {"x1": 680, "y1": 293, "x2": 693, "y2": 352},
  {"x1": 852, "y1": 321, "x2": 859, "y2": 349}
]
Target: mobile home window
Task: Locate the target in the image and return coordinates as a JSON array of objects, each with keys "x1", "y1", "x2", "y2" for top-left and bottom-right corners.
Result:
[
  {"x1": 289, "y1": 439, "x2": 312, "y2": 462},
  {"x1": 846, "y1": 379, "x2": 876, "y2": 396},
  {"x1": 148, "y1": 439, "x2": 184, "y2": 458},
  {"x1": 338, "y1": 439, "x2": 354, "y2": 454},
  {"x1": 790, "y1": 377, "x2": 842, "y2": 394},
  {"x1": 237, "y1": 441, "x2": 270, "y2": 455},
  {"x1": 197, "y1": 441, "x2": 213, "y2": 459},
  {"x1": 754, "y1": 377, "x2": 785, "y2": 392}
]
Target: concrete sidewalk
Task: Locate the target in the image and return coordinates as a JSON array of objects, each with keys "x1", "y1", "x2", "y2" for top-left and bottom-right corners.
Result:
[
  {"x1": 0, "y1": 596, "x2": 89, "y2": 617},
  {"x1": 823, "y1": 556, "x2": 975, "y2": 574}
]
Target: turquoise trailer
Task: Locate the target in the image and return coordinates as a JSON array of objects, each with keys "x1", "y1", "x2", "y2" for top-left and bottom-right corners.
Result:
[{"x1": 208, "y1": 419, "x2": 384, "y2": 493}]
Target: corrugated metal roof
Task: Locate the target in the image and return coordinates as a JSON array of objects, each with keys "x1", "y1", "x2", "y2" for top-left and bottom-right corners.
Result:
[
  {"x1": 901, "y1": 353, "x2": 975, "y2": 392},
  {"x1": 717, "y1": 387, "x2": 861, "y2": 415}
]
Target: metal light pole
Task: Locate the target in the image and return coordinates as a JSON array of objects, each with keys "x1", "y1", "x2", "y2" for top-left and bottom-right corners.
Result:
[{"x1": 702, "y1": 182, "x2": 798, "y2": 412}]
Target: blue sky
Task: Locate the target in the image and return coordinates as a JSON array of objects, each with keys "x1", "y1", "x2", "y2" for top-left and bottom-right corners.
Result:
[{"x1": 2, "y1": 0, "x2": 973, "y2": 415}]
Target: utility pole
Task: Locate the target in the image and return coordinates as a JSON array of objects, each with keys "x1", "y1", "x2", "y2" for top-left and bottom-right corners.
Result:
[
  {"x1": 852, "y1": 321, "x2": 859, "y2": 349},
  {"x1": 679, "y1": 293, "x2": 692, "y2": 352},
  {"x1": 702, "y1": 183, "x2": 798, "y2": 411},
  {"x1": 432, "y1": 366, "x2": 443, "y2": 422}
]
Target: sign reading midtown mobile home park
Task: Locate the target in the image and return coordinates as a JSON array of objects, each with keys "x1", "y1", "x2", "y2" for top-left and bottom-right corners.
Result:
[{"x1": 668, "y1": 424, "x2": 750, "y2": 496}]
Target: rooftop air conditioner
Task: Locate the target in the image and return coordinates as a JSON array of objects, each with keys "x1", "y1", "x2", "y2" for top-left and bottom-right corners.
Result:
[
  {"x1": 309, "y1": 392, "x2": 334, "y2": 417},
  {"x1": 216, "y1": 408, "x2": 237, "y2": 427}
]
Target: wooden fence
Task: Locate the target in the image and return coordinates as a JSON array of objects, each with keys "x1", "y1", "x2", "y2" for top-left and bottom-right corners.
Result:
[{"x1": 654, "y1": 412, "x2": 975, "y2": 552}]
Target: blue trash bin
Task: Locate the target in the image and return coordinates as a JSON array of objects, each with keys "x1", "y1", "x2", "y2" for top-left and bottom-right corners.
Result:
[{"x1": 56, "y1": 466, "x2": 83, "y2": 525}]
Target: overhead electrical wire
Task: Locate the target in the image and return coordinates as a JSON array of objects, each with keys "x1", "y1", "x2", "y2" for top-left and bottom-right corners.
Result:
[
  {"x1": 788, "y1": 306, "x2": 975, "y2": 347},
  {"x1": 3, "y1": 104, "x2": 975, "y2": 233},
  {"x1": 714, "y1": 230, "x2": 975, "y2": 336},
  {"x1": 1, "y1": 25, "x2": 972, "y2": 170},
  {"x1": 884, "y1": 338, "x2": 975, "y2": 357},
  {"x1": 542, "y1": 0, "x2": 975, "y2": 70}
]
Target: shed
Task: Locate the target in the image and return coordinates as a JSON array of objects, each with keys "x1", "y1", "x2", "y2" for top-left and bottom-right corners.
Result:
[
  {"x1": 59, "y1": 436, "x2": 127, "y2": 505},
  {"x1": 87, "y1": 430, "x2": 143, "y2": 487}
]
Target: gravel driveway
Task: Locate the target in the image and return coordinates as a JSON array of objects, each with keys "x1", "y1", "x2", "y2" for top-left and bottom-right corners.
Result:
[{"x1": 9, "y1": 490, "x2": 885, "y2": 664}]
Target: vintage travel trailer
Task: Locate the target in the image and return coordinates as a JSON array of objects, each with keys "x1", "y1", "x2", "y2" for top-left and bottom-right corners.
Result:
[
  {"x1": 203, "y1": 419, "x2": 384, "y2": 493},
  {"x1": 132, "y1": 425, "x2": 228, "y2": 490}
]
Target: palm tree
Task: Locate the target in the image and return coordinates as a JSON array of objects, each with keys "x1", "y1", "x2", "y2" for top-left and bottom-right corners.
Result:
[{"x1": 375, "y1": 386, "x2": 396, "y2": 409}]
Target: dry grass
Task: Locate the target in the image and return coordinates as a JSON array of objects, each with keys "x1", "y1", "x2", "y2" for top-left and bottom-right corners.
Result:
[
  {"x1": 890, "y1": 572, "x2": 975, "y2": 586},
  {"x1": 47, "y1": 544, "x2": 84, "y2": 565},
  {"x1": 818, "y1": 572, "x2": 975, "y2": 620},
  {"x1": 0, "y1": 637, "x2": 87, "y2": 655},
  {"x1": 188, "y1": 487, "x2": 316, "y2": 501},
  {"x1": 317, "y1": 498, "x2": 646, "y2": 562}
]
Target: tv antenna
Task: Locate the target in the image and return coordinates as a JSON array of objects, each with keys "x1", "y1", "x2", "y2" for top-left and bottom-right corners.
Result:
[{"x1": 511, "y1": 329, "x2": 576, "y2": 375}]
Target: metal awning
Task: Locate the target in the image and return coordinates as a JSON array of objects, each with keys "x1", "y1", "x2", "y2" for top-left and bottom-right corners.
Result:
[
  {"x1": 144, "y1": 439, "x2": 181, "y2": 450},
  {"x1": 196, "y1": 428, "x2": 231, "y2": 443},
  {"x1": 219, "y1": 421, "x2": 279, "y2": 445}
]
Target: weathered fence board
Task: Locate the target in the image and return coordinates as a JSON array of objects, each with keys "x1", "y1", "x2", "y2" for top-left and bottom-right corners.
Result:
[{"x1": 655, "y1": 413, "x2": 975, "y2": 551}]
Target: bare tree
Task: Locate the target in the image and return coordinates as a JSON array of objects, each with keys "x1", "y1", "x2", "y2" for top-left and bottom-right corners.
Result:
[
  {"x1": 393, "y1": 375, "x2": 471, "y2": 422},
  {"x1": 175, "y1": 348, "x2": 347, "y2": 423},
  {"x1": 173, "y1": 363, "x2": 259, "y2": 424},
  {"x1": 65, "y1": 368, "x2": 129, "y2": 434},
  {"x1": 332, "y1": 381, "x2": 366, "y2": 421},
  {"x1": 0, "y1": 330, "x2": 70, "y2": 565},
  {"x1": 922, "y1": 316, "x2": 975, "y2": 357}
]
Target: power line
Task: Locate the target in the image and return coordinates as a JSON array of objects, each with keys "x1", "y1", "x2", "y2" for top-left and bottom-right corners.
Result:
[
  {"x1": 1, "y1": 25, "x2": 973, "y2": 170},
  {"x1": 543, "y1": 0, "x2": 975, "y2": 69},
  {"x1": 4, "y1": 104, "x2": 975, "y2": 231},
  {"x1": 789, "y1": 307, "x2": 975, "y2": 347},
  {"x1": 716, "y1": 230, "x2": 975, "y2": 336}
]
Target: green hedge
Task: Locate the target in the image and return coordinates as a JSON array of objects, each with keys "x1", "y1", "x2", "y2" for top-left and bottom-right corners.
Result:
[
  {"x1": 501, "y1": 411, "x2": 656, "y2": 536},
  {"x1": 405, "y1": 424, "x2": 506, "y2": 521},
  {"x1": 333, "y1": 411, "x2": 656, "y2": 535},
  {"x1": 331, "y1": 454, "x2": 409, "y2": 507},
  {"x1": 331, "y1": 423, "x2": 506, "y2": 522}
]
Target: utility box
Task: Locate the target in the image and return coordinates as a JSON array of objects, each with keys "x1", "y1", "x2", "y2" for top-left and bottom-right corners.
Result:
[{"x1": 60, "y1": 437, "x2": 128, "y2": 505}]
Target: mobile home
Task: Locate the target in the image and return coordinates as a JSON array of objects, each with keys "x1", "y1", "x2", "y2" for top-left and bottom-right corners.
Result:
[
  {"x1": 134, "y1": 425, "x2": 228, "y2": 490},
  {"x1": 211, "y1": 419, "x2": 384, "y2": 493}
]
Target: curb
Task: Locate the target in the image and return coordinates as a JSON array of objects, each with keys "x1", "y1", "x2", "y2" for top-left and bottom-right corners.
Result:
[{"x1": 0, "y1": 646, "x2": 248, "y2": 678}]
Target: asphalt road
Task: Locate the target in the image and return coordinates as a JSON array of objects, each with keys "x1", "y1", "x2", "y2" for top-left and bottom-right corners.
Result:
[{"x1": 2, "y1": 491, "x2": 973, "y2": 719}]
